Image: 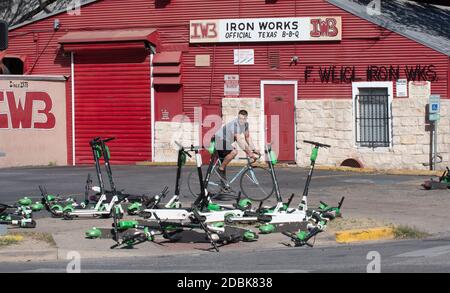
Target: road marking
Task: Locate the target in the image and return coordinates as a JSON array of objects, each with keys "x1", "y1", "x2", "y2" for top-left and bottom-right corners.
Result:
[{"x1": 395, "y1": 245, "x2": 450, "y2": 258}]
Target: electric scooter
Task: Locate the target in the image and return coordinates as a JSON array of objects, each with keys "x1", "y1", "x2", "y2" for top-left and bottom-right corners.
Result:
[
  {"x1": 422, "y1": 167, "x2": 450, "y2": 190},
  {"x1": 40, "y1": 174, "x2": 93, "y2": 218},
  {"x1": 88, "y1": 137, "x2": 154, "y2": 205},
  {"x1": 0, "y1": 199, "x2": 41, "y2": 228},
  {"x1": 278, "y1": 141, "x2": 344, "y2": 247}
]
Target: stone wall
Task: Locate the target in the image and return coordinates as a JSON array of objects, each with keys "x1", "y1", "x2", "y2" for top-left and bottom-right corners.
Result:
[
  {"x1": 296, "y1": 97, "x2": 450, "y2": 170},
  {"x1": 154, "y1": 120, "x2": 200, "y2": 162}
]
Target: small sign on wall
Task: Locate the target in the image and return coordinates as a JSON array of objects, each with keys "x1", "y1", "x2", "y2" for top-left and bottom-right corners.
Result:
[
  {"x1": 195, "y1": 55, "x2": 210, "y2": 67},
  {"x1": 234, "y1": 49, "x2": 254, "y2": 65},
  {"x1": 396, "y1": 79, "x2": 407, "y2": 97},
  {"x1": 224, "y1": 75, "x2": 240, "y2": 97},
  {"x1": 409, "y1": 81, "x2": 431, "y2": 100}
]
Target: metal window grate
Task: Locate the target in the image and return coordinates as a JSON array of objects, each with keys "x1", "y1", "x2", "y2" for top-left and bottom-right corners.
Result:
[
  {"x1": 268, "y1": 51, "x2": 280, "y2": 69},
  {"x1": 355, "y1": 94, "x2": 391, "y2": 148}
]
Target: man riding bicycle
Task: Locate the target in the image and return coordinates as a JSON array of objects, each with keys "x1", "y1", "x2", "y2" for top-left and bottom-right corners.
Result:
[{"x1": 214, "y1": 110, "x2": 260, "y2": 187}]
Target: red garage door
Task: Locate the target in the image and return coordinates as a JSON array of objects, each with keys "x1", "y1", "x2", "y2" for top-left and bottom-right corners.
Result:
[{"x1": 74, "y1": 50, "x2": 151, "y2": 164}]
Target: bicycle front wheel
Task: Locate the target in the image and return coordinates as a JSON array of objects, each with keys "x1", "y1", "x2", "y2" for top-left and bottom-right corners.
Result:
[{"x1": 239, "y1": 166, "x2": 275, "y2": 201}]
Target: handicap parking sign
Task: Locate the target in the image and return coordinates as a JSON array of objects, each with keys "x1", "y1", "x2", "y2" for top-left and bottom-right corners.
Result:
[{"x1": 429, "y1": 95, "x2": 440, "y2": 121}]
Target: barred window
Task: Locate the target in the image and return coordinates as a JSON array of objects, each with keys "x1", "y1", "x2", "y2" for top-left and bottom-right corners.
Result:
[{"x1": 355, "y1": 88, "x2": 391, "y2": 148}]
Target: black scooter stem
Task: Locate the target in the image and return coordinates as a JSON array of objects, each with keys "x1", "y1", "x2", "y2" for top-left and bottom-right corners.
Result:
[
  {"x1": 100, "y1": 139, "x2": 117, "y2": 194},
  {"x1": 90, "y1": 139, "x2": 105, "y2": 194}
]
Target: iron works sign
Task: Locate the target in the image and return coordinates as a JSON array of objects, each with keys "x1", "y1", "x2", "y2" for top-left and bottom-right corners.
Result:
[{"x1": 190, "y1": 17, "x2": 342, "y2": 43}]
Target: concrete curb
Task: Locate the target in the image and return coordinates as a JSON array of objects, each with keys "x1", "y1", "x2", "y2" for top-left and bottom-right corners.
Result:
[
  {"x1": 136, "y1": 161, "x2": 273, "y2": 168},
  {"x1": 0, "y1": 248, "x2": 58, "y2": 262},
  {"x1": 316, "y1": 166, "x2": 442, "y2": 176},
  {"x1": 335, "y1": 227, "x2": 395, "y2": 243},
  {"x1": 137, "y1": 161, "x2": 442, "y2": 176}
]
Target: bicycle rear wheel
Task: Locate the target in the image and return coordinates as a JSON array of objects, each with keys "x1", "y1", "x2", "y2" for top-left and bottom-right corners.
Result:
[
  {"x1": 239, "y1": 166, "x2": 275, "y2": 201},
  {"x1": 187, "y1": 167, "x2": 235, "y2": 199}
]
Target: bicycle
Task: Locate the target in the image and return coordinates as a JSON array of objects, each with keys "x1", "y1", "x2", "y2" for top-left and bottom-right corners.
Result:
[{"x1": 187, "y1": 148, "x2": 275, "y2": 201}]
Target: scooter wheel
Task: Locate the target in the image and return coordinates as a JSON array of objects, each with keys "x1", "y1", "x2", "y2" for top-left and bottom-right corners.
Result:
[
  {"x1": 63, "y1": 212, "x2": 74, "y2": 220},
  {"x1": 421, "y1": 182, "x2": 432, "y2": 190},
  {"x1": 321, "y1": 212, "x2": 335, "y2": 220}
]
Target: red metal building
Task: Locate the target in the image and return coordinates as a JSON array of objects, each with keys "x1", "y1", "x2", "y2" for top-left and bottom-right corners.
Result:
[{"x1": 3, "y1": 0, "x2": 449, "y2": 167}]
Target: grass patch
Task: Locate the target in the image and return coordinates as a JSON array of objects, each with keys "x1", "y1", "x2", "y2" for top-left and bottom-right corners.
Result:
[
  {"x1": 393, "y1": 225, "x2": 430, "y2": 240},
  {"x1": 327, "y1": 217, "x2": 388, "y2": 232},
  {"x1": 2, "y1": 232, "x2": 56, "y2": 247},
  {"x1": 0, "y1": 235, "x2": 24, "y2": 247}
]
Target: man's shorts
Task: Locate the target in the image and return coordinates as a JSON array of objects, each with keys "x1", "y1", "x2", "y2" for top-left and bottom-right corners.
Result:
[{"x1": 217, "y1": 149, "x2": 233, "y2": 162}]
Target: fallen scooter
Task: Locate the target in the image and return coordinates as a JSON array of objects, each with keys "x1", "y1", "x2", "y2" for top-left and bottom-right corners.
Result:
[
  {"x1": 0, "y1": 197, "x2": 43, "y2": 228},
  {"x1": 422, "y1": 167, "x2": 450, "y2": 190}
]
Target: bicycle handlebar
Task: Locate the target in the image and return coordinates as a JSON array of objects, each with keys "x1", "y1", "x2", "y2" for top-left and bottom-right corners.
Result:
[{"x1": 303, "y1": 140, "x2": 331, "y2": 148}]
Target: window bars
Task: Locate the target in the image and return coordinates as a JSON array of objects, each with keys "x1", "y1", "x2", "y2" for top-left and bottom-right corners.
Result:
[{"x1": 355, "y1": 94, "x2": 391, "y2": 148}]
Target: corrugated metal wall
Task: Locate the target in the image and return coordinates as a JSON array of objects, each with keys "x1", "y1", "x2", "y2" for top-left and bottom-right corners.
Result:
[
  {"x1": 6, "y1": 0, "x2": 450, "y2": 162},
  {"x1": 74, "y1": 50, "x2": 151, "y2": 164}
]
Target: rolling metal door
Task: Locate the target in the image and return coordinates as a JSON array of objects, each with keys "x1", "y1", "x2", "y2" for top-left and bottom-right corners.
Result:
[{"x1": 74, "y1": 50, "x2": 151, "y2": 164}]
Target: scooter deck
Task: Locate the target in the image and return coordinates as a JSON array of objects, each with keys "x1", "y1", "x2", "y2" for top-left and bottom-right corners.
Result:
[
  {"x1": 258, "y1": 221, "x2": 309, "y2": 233},
  {"x1": 89, "y1": 227, "x2": 143, "y2": 239}
]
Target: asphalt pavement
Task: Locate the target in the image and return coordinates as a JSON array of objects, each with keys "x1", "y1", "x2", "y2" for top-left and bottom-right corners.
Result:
[{"x1": 1, "y1": 238, "x2": 450, "y2": 273}]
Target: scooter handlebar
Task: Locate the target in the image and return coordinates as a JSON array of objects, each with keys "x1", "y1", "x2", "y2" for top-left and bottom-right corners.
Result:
[
  {"x1": 303, "y1": 140, "x2": 331, "y2": 148},
  {"x1": 174, "y1": 141, "x2": 202, "y2": 152},
  {"x1": 103, "y1": 137, "x2": 116, "y2": 143},
  {"x1": 90, "y1": 137, "x2": 115, "y2": 145}
]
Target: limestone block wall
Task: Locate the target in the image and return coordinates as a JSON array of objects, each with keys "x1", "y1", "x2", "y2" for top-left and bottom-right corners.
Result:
[
  {"x1": 154, "y1": 121, "x2": 200, "y2": 162},
  {"x1": 296, "y1": 98, "x2": 450, "y2": 170},
  {"x1": 222, "y1": 98, "x2": 263, "y2": 160}
]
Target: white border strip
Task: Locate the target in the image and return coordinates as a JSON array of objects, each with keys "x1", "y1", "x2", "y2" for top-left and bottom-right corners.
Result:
[
  {"x1": 150, "y1": 53, "x2": 155, "y2": 162},
  {"x1": 71, "y1": 52, "x2": 76, "y2": 165}
]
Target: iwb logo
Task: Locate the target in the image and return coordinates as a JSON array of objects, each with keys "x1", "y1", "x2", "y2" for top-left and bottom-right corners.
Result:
[
  {"x1": 310, "y1": 18, "x2": 339, "y2": 38},
  {"x1": 190, "y1": 21, "x2": 218, "y2": 40},
  {"x1": 67, "y1": 0, "x2": 81, "y2": 16},
  {"x1": 0, "y1": 91, "x2": 56, "y2": 129}
]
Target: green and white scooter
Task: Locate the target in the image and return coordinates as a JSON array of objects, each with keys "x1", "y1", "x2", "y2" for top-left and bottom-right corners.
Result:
[
  {"x1": 279, "y1": 140, "x2": 344, "y2": 247},
  {"x1": 283, "y1": 197, "x2": 344, "y2": 247},
  {"x1": 0, "y1": 197, "x2": 43, "y2": 228},
  {"x1": 39, "y1": 174, "x2": 93, "y2": 218}
]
